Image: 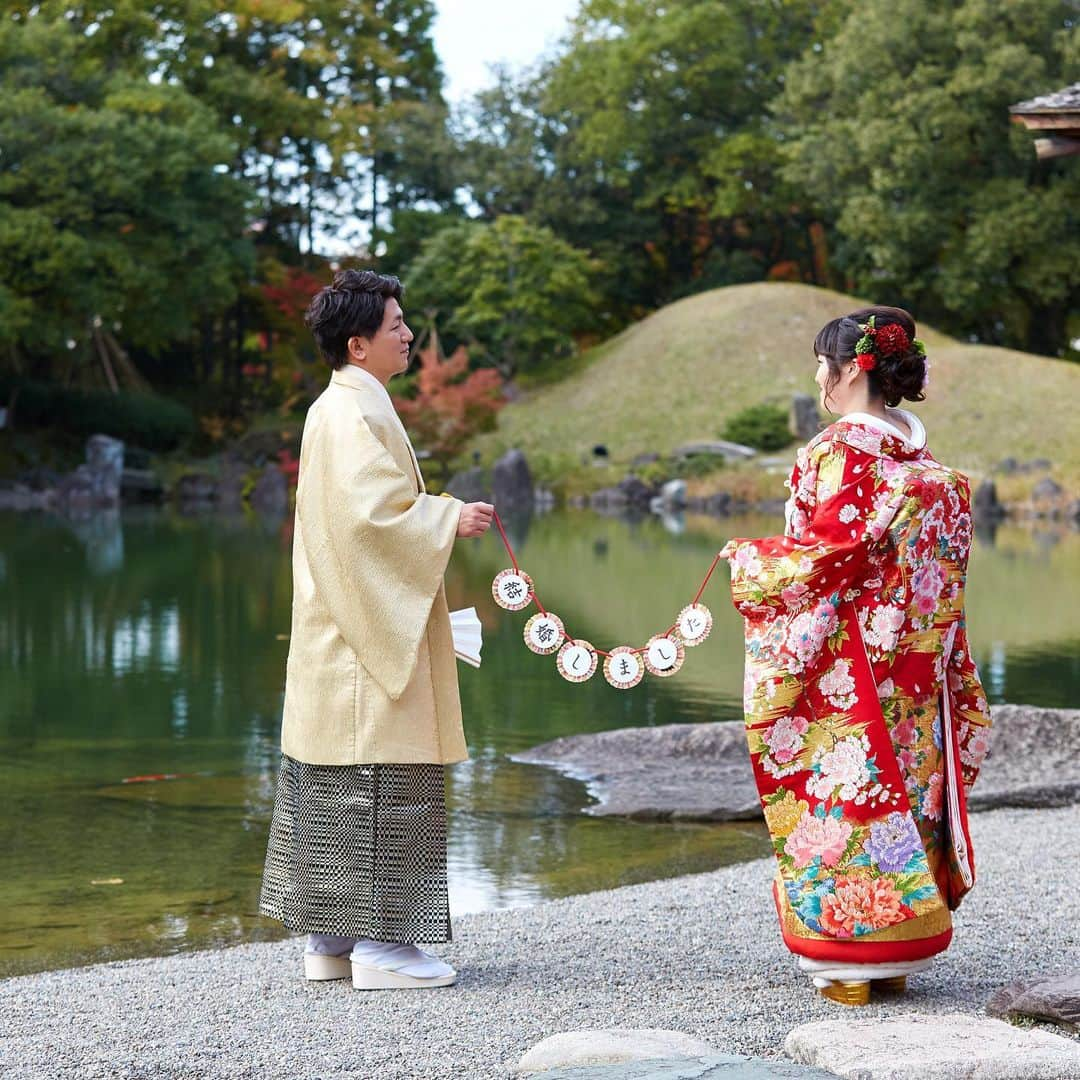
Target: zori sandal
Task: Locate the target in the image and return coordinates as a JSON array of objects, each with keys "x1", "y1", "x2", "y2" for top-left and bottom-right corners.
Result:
[{"x1": 349, "y1": 942, "x2": 457, "y2": 990}]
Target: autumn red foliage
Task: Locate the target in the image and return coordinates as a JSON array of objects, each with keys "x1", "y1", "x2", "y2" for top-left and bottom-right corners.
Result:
[
  {"x1": 394, "y1": 341, "x2": 504, "y2": 480},
  {"x1": 261, "y1": 268, "x2": 325, "y2": 322}
]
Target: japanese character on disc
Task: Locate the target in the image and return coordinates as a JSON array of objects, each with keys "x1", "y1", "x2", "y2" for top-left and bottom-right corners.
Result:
[
  {"x1": 675, "y1": 603, "x2": 712, "y2": 647},
  {"x1": 556, "y1": 639, "x2": 598, "y2": 683},
  {"x1": 524, "y1": 612, "x2": 565, "y2": 656},
  {"x1": 603, "y1": 646, "x2": 644, "y2": 690},
  {"x1": 643, "y1": 633, "x2": 684, "y2": 678},
  {"x1": 492, "y1": 569, "x2": 533, "y2": 612}
]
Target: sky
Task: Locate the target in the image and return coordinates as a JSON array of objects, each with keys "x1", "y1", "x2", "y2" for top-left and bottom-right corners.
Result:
[{"x1": 432, "y1": 0, "x2": 581, "y2": 103}]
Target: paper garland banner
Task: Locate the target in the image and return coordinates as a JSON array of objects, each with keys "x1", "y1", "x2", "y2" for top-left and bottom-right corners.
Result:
[
  {"x1": 604, "y1": 646, "x2": 644, "y2": 689},
  {"x1": 486, "y1": 509, "x2": 724, "y2": 690},
  {"x1": 492, "y1": 563, "x2": 715, "y2": 688},
  {"x1": 492, "y1": 569, "x2": 534, "y2": 612},
  {"x1": 676, "y1": 603, "x2": 713, "y2": 646},
  {"x1": 557, "y1": 639, "x2": 599, "y2": 683},
  {"x1": 524, "y1": 612, "x2": 565, "y2": 655},
  {"x1": 644, "y1": 634, "x2": 684, "y2": 677}
]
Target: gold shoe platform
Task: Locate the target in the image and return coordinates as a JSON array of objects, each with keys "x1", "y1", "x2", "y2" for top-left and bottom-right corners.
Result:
[
  {"x1": 818, "y1": 981, "x2": 871, "y2": 1007},
  {"x1": 818, "y1": 975, "x2": 908, "y2": 1006}
]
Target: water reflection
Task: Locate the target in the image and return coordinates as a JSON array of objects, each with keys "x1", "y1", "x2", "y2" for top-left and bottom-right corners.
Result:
[{"x1": 0, "y1": 508, "x2": 1077, "y2": 978}]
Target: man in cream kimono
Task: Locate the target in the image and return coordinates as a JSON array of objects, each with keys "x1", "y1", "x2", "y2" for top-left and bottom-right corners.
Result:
[{"x1": 259, "y1": 269, "x2": 493, "y2": 990}]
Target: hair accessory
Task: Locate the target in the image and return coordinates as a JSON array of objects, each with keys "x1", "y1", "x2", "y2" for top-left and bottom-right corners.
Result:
[{"x1": 853, "y1": 315, "x2": 922, "y2": 374}]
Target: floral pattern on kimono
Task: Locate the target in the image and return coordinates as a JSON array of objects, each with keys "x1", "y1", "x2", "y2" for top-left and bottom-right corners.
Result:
[{"x1": 725, "y1": 419, "x2": 991, "y2": 940}]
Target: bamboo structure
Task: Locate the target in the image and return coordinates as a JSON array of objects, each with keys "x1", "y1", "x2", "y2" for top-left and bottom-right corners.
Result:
[{"x1": 1010, "y1": 83, "x2": 1080, "y2": 160}]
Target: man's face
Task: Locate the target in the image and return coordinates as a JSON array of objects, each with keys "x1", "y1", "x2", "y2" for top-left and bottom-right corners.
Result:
[{"x1": 348, "y1": 298, "x2": 413, "y2": 384}]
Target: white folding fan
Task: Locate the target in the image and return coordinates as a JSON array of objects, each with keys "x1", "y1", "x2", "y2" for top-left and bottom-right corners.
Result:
[{"x1": 450, "y1": 607, "x2": 483, "y2": 668}]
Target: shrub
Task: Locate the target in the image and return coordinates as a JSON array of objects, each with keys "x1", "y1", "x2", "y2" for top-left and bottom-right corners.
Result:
[
  {"x1": 722, "y1": 403, "x2": 792, "y2": 452},
  {"x1": 1, "y1": 377, "x2": 196, "y2": 451}
]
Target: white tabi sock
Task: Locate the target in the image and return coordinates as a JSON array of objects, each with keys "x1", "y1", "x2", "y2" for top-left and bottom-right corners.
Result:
[
  {"x1": 305, "y1": 933, "x2": 358, "y2": 957},
  {"x1": 350, "y1": 939, "x2": 454, "y2": 979}
]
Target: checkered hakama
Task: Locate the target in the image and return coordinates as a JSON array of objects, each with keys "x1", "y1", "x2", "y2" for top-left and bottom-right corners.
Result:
[{"x1": 259, "y1": 755, "x2": 451, "y2": 943}]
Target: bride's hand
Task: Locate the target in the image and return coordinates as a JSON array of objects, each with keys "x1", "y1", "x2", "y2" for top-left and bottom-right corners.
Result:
[{"x1": 718, "y1": 541, "x2": 736, "y2": 560}]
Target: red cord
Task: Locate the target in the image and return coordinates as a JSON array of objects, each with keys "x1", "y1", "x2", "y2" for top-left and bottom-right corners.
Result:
[{"x1": 491, "y1": 510, "x2": 719, "y2": 656}]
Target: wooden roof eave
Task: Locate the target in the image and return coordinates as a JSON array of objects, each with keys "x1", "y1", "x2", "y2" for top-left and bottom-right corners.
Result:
[{"x1": 1010, "y1": 112, "x2": 1080, "y2": 160}]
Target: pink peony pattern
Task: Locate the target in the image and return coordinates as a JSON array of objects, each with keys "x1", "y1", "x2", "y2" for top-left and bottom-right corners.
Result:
[
  {"x1": 784, "y1": 811, "x2": 854, "y2": 869},
  {"x1": 818, "y1": 875, "x2": 910, "y2": 937},
  {"x1": 763, "y1": 714, "x2": 810, "y2": 763}
]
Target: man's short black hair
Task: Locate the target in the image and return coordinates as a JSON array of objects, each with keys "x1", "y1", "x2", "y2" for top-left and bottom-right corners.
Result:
[{"x1": 304, "y1": 269, "x2": 404, "y2": 370}]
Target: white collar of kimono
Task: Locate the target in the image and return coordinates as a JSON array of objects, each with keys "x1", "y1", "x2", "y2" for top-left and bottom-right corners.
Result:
[
  {"x1": 331, "y1": 363, "x2": 412, "y2": 443},
  {"x1": 332, "y1": 361, "x2": 394, "y2": 401},
  {"x1": 842, "y1": 409, "x2": 926, "y2": 450}
]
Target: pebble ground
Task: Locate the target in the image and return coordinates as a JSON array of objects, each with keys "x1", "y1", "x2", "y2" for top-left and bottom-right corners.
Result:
[{"x1": 1, "y1": 805, "x2": 1077, "y2": 1080}]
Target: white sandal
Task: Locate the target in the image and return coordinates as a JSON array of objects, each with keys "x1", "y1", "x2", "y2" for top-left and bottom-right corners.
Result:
[
  {"x1": 350, "y1": 943, "x2": 457, "y2": 990},
  {"x1": 303, "y1": 934, "x2": 357, "y2": 981}
]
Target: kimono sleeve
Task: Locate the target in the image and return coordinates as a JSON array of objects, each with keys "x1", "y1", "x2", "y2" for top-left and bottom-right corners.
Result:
[
  {"x1": 948, "y1": 622, "x2": 992, "y2": 793},
  {"x1": 783, "y1": 448, "x2": 816, "y2": 540},
  {"x1": 297, "y1": 405, "x2": 463, "y2": 701},
  {"x1": 725, "y1": 443, "x2": 904, "y2": 620}
]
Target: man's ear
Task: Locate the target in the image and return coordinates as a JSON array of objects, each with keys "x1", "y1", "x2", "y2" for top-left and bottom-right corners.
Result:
[{"x1": 347, "y1": 336, "x2": 366, "y2": 362}]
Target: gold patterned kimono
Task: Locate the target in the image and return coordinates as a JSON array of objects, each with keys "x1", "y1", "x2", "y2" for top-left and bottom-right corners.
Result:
[
  {"x1": 280, "y1": 363, "x2": 467, "y2": 766},
  {"x1": 724, "y1": 413, "x2": 992, "y2": 964}
]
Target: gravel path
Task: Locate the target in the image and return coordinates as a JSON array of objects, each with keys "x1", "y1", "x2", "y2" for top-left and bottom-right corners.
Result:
[{"x1": 2, "y1": 805, "x2": 1077, "y2": 1080}]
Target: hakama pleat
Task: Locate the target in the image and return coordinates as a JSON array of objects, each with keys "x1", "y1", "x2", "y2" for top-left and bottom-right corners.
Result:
[{"x1": 259, "y1": 754, "x2": 451, "y2": 943}]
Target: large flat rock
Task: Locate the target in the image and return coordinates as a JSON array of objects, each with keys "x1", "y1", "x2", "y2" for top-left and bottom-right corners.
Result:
[
  {"x1": 513, "y1": 705, "x2": 1080, "y2": 821},
  {"x1": 969, "y1": 706, "x2": 1080, "y2": 811},
  {"x1": 535, "y1": 1055, "x2": 836, "y2": 1078},
  {"x1": 514, "y1": 721, "x2": 760, "y2": 820},
  {"x1": 516, "y1": 1029, "x2": 718, "y2": 1072},
  {"x1": 987, "y1": 974, "x2": 1080, "y2": 1029},
  {"x1": 784, "y1": 1012, "x2": 1080, "y2": 1079}
]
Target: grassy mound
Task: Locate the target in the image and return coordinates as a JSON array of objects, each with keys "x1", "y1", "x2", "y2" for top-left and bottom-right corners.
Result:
[{"x1": 473, "y1": 282, "x2": 1080, "y2": 497}]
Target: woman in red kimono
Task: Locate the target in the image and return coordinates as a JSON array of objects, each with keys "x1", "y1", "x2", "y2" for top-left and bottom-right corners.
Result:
[{"x1": 720, "y1": 306, "x2": 992, "y2": 1006}]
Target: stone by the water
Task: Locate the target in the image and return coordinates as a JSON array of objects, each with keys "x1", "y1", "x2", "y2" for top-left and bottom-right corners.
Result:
[
  {"x1": 784, "y1": 1012, "x2": 1080, "y2": 1079},
  {"x1": 973, "y1": 479, "x2": 1006, "y2": 522},
  {"x1": 249, "y1": 462, "x2": 288, "y2": 515},
  {"x1": 534, "y1": 1055, "x2": 837, "y2": 1079},
  {"x1": 789, "y1": 393, "x2": 822, "y2": 440},
  {"x1": 673, "y1": 440, "x2": 756, "y2": 462},
  {"x1": 492, "y1": 448, "x2": 535, "y2": 514},
  {"x1": 970, "y1": 705, "x2": 1080, "y2": 811},
  {"x1": 513, "y1": 722, "x2": 760, "y2": 820},
  {"x1": 445, "y1": 466, "x2": 491, "y2": 503},
  {"x1": 987, "y1": 973, "x2": 1080, "y2": 1029},
  {"x1": 516, "y1": 1030, "x2": 718, "y2": 1073},
  {"x1": 515, "y1": 705, "x2": 1080, "y2": 821},
  {"x1": 174, "y1": 472, "x2": 217, "y2": 505}
]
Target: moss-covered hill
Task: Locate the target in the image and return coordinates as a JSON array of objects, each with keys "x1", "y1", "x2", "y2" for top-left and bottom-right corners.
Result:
[{"x1": 472, "y1": 282, "x2": 1080, "y2": 500}]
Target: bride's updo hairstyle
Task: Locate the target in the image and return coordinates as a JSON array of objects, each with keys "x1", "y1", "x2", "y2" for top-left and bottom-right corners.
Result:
[{"x1": 813, "y1": 305, "x2": 927, "y2": 408}]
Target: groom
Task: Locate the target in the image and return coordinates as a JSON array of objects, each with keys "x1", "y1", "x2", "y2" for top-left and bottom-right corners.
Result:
[{"x1": 259, "y1": 269, "x2": 493, "y2": 989}]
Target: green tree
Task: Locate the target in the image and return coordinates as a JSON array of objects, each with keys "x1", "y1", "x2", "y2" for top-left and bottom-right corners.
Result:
[
  {"x1": 405, "y1": 216, "x2": 598, "y2": 378},
  {"x1": 0, "y1": 14, "x2": 251, "y2": 377},
  {"x1": 779, "y1": 0, "x2": 1080, "y2": 355},
  {"x1": 536, "y1": 0, "x2": 836, "y2": 312}
]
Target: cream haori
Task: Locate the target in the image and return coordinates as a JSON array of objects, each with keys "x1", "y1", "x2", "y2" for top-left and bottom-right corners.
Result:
[{"x1": 721, "y1": 315, "x2": 993, "y2": 1007}]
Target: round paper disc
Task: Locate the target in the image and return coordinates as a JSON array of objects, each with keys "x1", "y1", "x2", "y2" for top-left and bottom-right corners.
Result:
[
  {"x1": 643, "y1": 634, "x2": 685, "y2": 677},
  {"x1": 603, "y1": 646, "x2": 644, "y2": 689},
  {"x1": 556, "y1": 639, "x2": 598, "y2": 683},
  {"x1": 492, "y1": 568, "x2": 533, "y2": 612},
  {"x1": 675, "y1": 603, "x2": 713, "y2": 647},
  {"x1": 524, "y1": 612, "x2": 565, "y2": 655}
]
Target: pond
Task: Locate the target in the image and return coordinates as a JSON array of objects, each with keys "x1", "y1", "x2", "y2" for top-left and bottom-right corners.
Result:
[{"x1": 1, "y1": 508, "x2": 1077, "y2": 978}]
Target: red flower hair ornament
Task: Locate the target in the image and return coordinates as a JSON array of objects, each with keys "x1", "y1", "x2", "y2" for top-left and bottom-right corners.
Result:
[{"x1": 853, "y1": 315, "x2": 925, "y2": 375}]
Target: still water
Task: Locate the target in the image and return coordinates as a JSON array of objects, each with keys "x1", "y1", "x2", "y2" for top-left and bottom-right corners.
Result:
[{"x1": 1, "y1": 508, "x2": 1077, "y2": 978}]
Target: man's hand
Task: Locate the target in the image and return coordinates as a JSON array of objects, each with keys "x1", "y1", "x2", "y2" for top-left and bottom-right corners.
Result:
[{"x1": 457, "y1": 501, "x2": 495, "y2": 538}]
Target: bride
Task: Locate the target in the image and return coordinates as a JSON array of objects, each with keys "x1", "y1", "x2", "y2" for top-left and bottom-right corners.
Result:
[{"x1": 719, "y1": 306, "x2": 992, "y2": 1005}]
